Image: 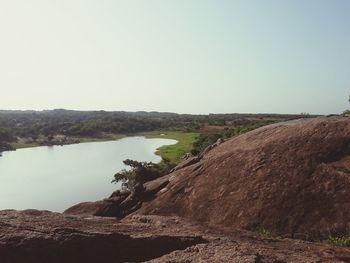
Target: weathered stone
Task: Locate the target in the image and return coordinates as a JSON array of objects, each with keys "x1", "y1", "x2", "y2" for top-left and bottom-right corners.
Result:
[
  {"x1": 1, "y1": 210, "x2": 349, "y2": 263},
  {"x1": 170, "y1": 156, "x2": 201, "y2": 173},
  {"x1": 64, "y1": 179, "x2": 169, "y2": 218},
  {"x1": 0, "y1": 210, "x2": 206, "y2": 263},
  {"x1": 138, "y1": 117, "x2": 350, "y2": 239}
]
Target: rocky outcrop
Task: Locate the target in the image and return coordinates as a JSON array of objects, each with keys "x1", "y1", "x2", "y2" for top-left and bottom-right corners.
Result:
[
  {"x1": 149, "y1": 234, "x2": 350, "y2": 263},
  {"x1": 170, "y1": 156, "x2": 201, "y2": 173},
  {"x1": 137, "y1": 117, "x2": 350, "y2": 239},
  {"x1": 64, "y1": 178, "x2": 170, "y2": 217},
  {"x1": 0, "y1": 210, "x2": 205, "y2": 263},
  {"x1": 1, "y1": 209, "x2": 350, "y2": 263},
  {"x1": 64, "y1": 190, "x2": 133, "y2": 217}
]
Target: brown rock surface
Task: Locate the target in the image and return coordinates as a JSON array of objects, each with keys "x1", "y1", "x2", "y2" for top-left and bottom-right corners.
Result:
[
  {"x1": 0, "y1": 210, "x2": 205, "y2": 263},
  {"x1": 64, "y1": 178, "x2": 170, "y2": 217},
  {"x1": 1, "y1": 209, "x2": 350, "y2": 263},
  {"x1": 137, "y1": 117, "x2": 350, "y2": 239}
]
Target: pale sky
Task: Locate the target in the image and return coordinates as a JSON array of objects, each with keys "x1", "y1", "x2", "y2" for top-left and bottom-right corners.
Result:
[{"x1": 0, "y1": 0, "x2": 349, "y2": 114}]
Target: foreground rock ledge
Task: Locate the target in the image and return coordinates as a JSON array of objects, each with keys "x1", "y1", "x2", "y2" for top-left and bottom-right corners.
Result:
[
  {"x1": 0, "y1": 210, "x2": 204, "y2": 263},
  {"x1": 1, "y1": 210, "x2": 350, "y2": 263}
]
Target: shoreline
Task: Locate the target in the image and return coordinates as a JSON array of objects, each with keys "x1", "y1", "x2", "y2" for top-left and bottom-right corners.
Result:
[
  {"x1": 2, "y1": 131, "x2": 198, "y2": 164},
  {"x1": 0, "y1": 135, "x2": 177, "y2": 212}
]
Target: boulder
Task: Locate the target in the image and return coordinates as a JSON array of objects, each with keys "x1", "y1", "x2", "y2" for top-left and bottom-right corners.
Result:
[
  {"x1": 137, "y1": 117, "x2": 350, "y2": 239},
  {"x1": 64, "y1": 179, "x2": 169, "y2": 217}
]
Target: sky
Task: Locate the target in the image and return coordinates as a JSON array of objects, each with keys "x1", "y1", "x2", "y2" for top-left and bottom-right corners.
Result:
[{"x1": 0, "y1": 0, "x2": 349, "y2": 115}]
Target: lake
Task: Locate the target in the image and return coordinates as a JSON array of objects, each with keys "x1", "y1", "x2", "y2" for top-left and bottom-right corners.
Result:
[{"x1": 0, "y1": 136, "x2": 177, "y2": 212}]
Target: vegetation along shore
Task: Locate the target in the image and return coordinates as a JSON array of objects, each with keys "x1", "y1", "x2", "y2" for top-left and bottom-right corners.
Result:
[{"x1": 0, "y1": 109, "x2": 315, "y2": 160}]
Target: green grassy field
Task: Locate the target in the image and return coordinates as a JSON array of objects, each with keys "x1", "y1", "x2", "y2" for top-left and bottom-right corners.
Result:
[
  {"x1": 72, "y1": 133, "x2": 126, "y2": 143},
  {"x1": 136, "y1": 131, "x2": 199, "y2": 164},
  {"x1": 11, "y1": 142, "x2": 40, "y2": 149}
]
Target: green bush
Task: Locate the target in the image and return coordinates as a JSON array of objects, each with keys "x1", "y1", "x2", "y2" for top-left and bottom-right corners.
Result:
[
  {"x1": 191, "y1": 120, "x2": 276, "y2": 155},
  {"x1": 255, "y1": 227, "x2": 273, "y2": 237},
  {"x1": 328, "y1": 236, "x2": 350, "y2": 247},
  {"x1": 112, "y1": 158, "x2": 175, "y2": 191}
]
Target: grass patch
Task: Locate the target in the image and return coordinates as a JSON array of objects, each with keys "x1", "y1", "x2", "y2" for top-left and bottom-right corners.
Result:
[
  {"x1": 328, "y1": 235, "x2": 350, "y2": 247},
  {"x1": 73, "y1": 133, "x2": 126, "y2": 143},
  {"x1": 335, "y1": 167, "x2": 350, "y2": 174},
  {"x1": 254, "y1": 227, "x2": 284, "y2": 239},
  {"x1": 255, "y1": 227, "x2": 274, "y2": 238},
  {"x1": 73, "y1": 137, "x2": 106, "y2": 143},
  {"x1": 135, "y1": 131, "x2": 199, "y2": 164},
  {"x1": 11, "y1": 142, "x2": 40, "y2": 149}
]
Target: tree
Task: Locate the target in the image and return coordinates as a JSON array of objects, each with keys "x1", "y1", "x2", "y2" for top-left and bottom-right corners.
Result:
[
  {"x1": 112, "y1": 158, "x2": 173, "y2": 191},
  {"x1": 343, "y1": 95, "x2": 350, "y2": 115}
]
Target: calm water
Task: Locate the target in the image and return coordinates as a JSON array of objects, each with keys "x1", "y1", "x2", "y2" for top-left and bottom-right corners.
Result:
[{"x1": 0, "y1": 137, "x2": 176, "y2": 212}]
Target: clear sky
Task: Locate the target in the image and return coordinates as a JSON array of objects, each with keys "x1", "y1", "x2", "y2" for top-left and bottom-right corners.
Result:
[{"x1": 0, "y1": 0, "x2": 349, "y2": 114}]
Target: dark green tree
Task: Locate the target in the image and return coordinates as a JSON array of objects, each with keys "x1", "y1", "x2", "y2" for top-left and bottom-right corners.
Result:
[{"x1": 112, "y1": 158, "x2": 174, "y2": 191}]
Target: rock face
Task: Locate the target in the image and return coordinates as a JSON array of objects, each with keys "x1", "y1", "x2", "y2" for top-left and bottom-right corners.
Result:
[
  {"x1": 137, "y1": 117, "x2": 350, "y2": 239},
  {"x1": 1, "y1": 209, "x2": 350, "y2": 263},
  {"x1": 0, "y1": 210, "x2": 205, "y2": 263},
  {"x1": 64, "y1": 178, "x2": 170, "y2": 217}
]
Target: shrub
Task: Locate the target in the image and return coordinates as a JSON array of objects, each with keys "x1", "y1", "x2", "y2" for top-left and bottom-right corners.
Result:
[
  {"x1": 255, "y1": 227, "x2": 273, "y2": 237},
  {"x1": 112, "y1": 158, "x2": 175, "y2": 191},
  {"x1": 328, "y1": 236, "x2": 350, "y2": 247}
]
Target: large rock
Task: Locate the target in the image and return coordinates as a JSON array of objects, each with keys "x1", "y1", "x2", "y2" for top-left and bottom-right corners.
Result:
[
  {"x1": 0, "y1": 210, "x2": 205, "y2": 263},
  {"x1": 64, "y1": 190, "x2": 132, "y2": 217},
  {"x1": 1, "y1": 209, "x2": 350, "y2": 263},
  {"x1": 137, "y1": 117, "x2": 350, "y2": 239},
  {"x1": 64, "y1": 178, "x2": 170, "y2": 217}
]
